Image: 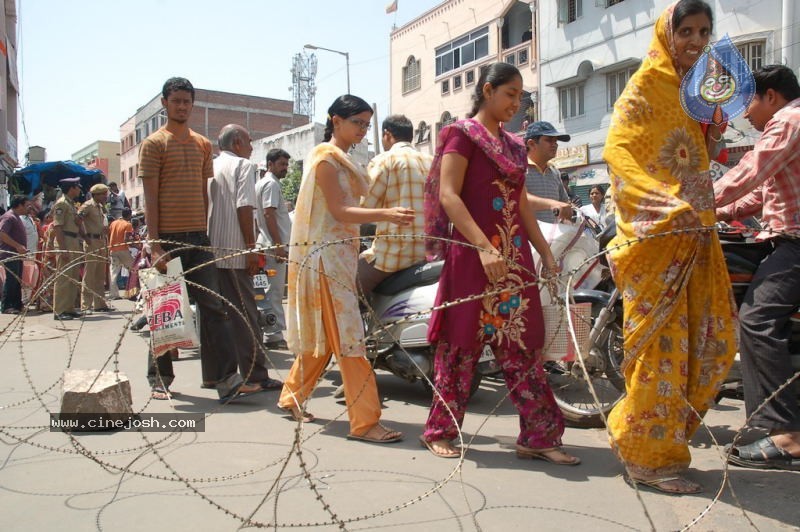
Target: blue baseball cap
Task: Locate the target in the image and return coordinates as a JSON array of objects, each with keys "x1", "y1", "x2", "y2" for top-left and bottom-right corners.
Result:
[{"x1": 524, "y1": 121, "x2": 571, "y2": 142}]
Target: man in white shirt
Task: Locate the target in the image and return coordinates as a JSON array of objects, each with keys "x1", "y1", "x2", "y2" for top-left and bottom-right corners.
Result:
[
  {"x1": 254, "y1": 148, "x2": 292, "y2": 350},
  {"x1": 208, "y1": 124, "x2": 281, "y2": 390}
]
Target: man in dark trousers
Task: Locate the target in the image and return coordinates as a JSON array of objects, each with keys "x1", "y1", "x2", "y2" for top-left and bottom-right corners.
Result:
[
  {"x1": 139, "y1": 76, "x2": 260, "y2": 402},
  {"x1": 715, "y1": 65, "x2": 800, "y2": 469},
  {"x1": 209, "y1": 123, "x2": 282, "y2": 390},
  {"x1": 0, "y1": 195, "x2": 31, "y2": 314}
]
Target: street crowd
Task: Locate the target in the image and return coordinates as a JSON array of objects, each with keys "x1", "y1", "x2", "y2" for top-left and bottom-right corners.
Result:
[{"x1": 1, "y1": 0, "x2": 798, "y2": 497}]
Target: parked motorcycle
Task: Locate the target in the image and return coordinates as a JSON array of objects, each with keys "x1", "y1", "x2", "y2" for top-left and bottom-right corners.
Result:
[{"x1": 538, "y1": 217, "x2": 625, "y2": 428}]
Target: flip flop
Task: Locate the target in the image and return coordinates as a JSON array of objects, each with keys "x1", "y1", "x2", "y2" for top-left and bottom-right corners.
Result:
[
  {"x1": 727, "y1": 437, "x2": 800, "y2": 471},
  {"x1": 278, "y1": 405, "x2": 315, "y2": 423},
  {"x1": 347, "y1": 424, "x2": 403, "y2": 444},
  {"x1": 625, "y1": 475, "x2": 702, "y2": 495},
  {"x1": 254, "y1": 378, "x2": 283, "y2": 390},
  {"x1": 516, "y1": 445, "x2": 581, "y2": 465},
  {"x1": 217, "y1": 383, "x2": 261, "y2": 404},
  {"x1": 419, "y1": 435, "x2": 460, "y2": 458},
  {"x1": 151, "y1": 387, "x2": 176, "y2": 400}
]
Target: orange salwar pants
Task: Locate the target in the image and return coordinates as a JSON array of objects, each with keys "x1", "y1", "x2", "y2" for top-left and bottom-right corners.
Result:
[{"x1": 278, "y1": 263, "x2": 380, "y2": 436}]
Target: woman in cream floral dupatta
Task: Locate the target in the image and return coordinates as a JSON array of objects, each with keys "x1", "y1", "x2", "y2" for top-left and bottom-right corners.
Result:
[
  {"x1": 277, "y1": 95, "x2": 414, "y2": 443},
  {"x1": 604, "y1": 0, "x2": 737, "y2": 494}
]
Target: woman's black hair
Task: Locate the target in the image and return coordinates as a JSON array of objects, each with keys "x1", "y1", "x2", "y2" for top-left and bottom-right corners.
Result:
[
  {"x1": 467, "y1": 62, "x2": 522, "y2": 118},
  {"x1": 323, "y1": 95, "x2": 373, "y2": 142},
  {"x1": 672, "y1": 0, "x2": 713, "y2": 32},
  {"x1": 590, "y1": 184, "x2": 606, "y2": 196}
]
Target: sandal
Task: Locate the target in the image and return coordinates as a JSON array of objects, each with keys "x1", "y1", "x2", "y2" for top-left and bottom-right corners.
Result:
[
  {"x1": 516, "y1": 445, "x2": 581, "y2": 465},
  {"x1": 419, "y1": 436, "x2": 460, "y2": 458},
  {"x1": 347, "y1": 423, "x2": 403, "y2": 444},
  {"x1": 217, "y1": 382, "x2": 261, "y2": 404},
  {"x1": 151, "y1": 387, "x2": 175, "y2": 400},
  {"x1": 279, "y1": 404, "x2": 315, "y2": 423},
  {"x1": 626, "y1": 475, "x2": 702, "y2": 495},
  {"x1": 251, "y1": 377, "x2": 283, "y2": 390},
  {"x1": 727, "y1": 437, "x2": 800, "y2": 471}
]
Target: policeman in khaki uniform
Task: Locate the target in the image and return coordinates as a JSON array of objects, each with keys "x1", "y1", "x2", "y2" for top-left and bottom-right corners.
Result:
[
  {"x1": 79, "y1": 183, "x2": 114, "y2": 312},
  {"x1": 52, "y1": 178, "x2": 85, "y2": 321}
]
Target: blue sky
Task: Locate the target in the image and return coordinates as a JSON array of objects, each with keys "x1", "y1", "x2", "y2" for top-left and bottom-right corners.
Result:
[{"x1": 16, "y1": 0, "x2": 439, "y2": 161}]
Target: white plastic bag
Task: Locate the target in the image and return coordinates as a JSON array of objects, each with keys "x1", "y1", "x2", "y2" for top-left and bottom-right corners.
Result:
[
  {"x1": 140, "y1": 257, "x2": 199, "y2": 356},
  {"x1": 532, "y1": 220, "x2": 601, "y2": 305}
]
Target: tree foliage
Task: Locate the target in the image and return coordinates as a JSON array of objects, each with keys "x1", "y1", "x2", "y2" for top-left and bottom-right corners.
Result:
[{"x1": 280, "y1": 161, "x2": 303, "y2": 206}]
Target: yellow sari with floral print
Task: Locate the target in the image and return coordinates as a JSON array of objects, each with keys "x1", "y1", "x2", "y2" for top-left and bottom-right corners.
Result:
[{"x1": 603, "y1": 4, "x2": 737, "y2": 476}]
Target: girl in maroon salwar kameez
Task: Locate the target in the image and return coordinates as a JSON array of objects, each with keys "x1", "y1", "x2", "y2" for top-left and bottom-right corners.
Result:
[{"x1": 421, "y1": 63, "x2": 579, "y2": 465}]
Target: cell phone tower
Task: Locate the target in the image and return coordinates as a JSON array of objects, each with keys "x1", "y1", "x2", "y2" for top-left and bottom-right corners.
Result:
[{"x1": 290, "y1": 52, "x2": 317, "y2": 120}]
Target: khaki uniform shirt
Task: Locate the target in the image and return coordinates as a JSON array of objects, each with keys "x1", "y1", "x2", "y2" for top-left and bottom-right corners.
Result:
[
  {"x1": 78, "y1": 198, "x2": 107, "y2": 240},
  {"x1": 52, "y1": 195, "x2": 82, "y2": 251}
]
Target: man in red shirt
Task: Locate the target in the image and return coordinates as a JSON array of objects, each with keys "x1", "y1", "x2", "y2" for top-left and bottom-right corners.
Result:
[
  {"x1": 715, "y1": 65, "x2": 800, "y2": 470},
  {"x1": 108, "y1": 207, "x2": 135, "y2": 299}
]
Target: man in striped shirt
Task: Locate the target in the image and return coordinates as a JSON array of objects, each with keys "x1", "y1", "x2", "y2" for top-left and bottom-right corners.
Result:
[
  {"x1": 523, "y1": 122, "x2": 573, "y2": 224},
  {"x1": 358, "y1": 115, "x2": 431, "y2": 297},
  {"x1": 208, "y1": 124, "x2": 282, "y2": 390},
  {"x1": 714, "y1": 65, "x2": 800, "y2": 469},
  {"x1": 139, "y1": 77, "x2": 260, "y2": 402}
]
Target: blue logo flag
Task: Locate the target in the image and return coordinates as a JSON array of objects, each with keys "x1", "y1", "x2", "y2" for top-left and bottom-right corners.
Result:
[{"x1": 680, "y1": 34, "x2": 755, "y2": 125}]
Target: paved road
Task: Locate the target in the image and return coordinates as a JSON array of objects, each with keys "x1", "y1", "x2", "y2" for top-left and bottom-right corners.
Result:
[{"x1": 1, "y1": 302, "x2": 798, "y2": 531}]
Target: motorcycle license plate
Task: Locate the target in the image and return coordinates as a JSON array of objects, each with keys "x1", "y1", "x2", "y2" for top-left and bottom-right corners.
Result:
[
  {"x1": 478, "y1": 345, "x2": 495, "y2": 363},
  {"x1": 253, "y1": 274, "x2": 270, "y2": 289}
]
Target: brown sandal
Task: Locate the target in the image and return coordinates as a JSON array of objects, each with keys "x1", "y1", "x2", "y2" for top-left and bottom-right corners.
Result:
[
  {"x1": 516, "y1": 445, "x2": 581, "y2": 465},
  {"x1": 279, "y1": 405, "x2": 315, "y2": 423},
  {"x1": 347, "y1": 423, "x2": 403, "y2": 444},
  {"x1": 419, "y1": 436, "x2": 460, "y2": 458},
  {"x1": 626, "y1": 475, "x2": 702, "y2": 495}
]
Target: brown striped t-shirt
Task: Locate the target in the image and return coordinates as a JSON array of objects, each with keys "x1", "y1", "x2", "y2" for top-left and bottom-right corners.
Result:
[{"x1": 138, "y1": 127, "x2": 213, "y2": 233}]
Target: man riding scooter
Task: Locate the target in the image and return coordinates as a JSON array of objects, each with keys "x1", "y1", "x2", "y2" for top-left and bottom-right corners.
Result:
[{"x1": 714, "y1": 65, "x2": 800, "y2": 470}]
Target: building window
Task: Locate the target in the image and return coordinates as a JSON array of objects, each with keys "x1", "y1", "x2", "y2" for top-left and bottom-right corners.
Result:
[
  {"x1": 606, "y1": 67, "x2": 637, "y2": 110},
  {"x1": 518, "y1": 49, "x2": 529, "y2": 66},
  {"x1": 559, "y1": 84, "x2": 585, "y2": 120},
  {"x1": 441, "y1": 79, "x2": 450, "y2": 95},
  {"x1": 159, "y1": 111, "x2": 167, "y2": 126},
  {"x1": 402, "y1": 56, "x2": 421, "y2": 94},
  {"x1": 151, "y1": 116, "x2": 158, "y2": 132},
  {"x1": 505, "y1": 53, "x2": 516, "y2": 66},
  {"x1": 416, "y1": 121, "x2": 431, "y2": 144},
  {"x1": 135, "y1": 129, "x2": 141, "y2": 144},
  {"x1": 737, "y1": 40, "x2": 765, "y2": 71},
  {"x1": 558, "y1": 0, "x2": 582, "y2": 24},
  {"x1": 453, "y1": 74, "x2": 462, "y2": 90},
  {"x1": 465, "y1": 70, "x2": 475, "y2": 85},
  {"x1": 606, "y1": 0, "x2": 624, "y2": 6},
  {"x1": 435, "y1": 26, "x2": 490, "y2": 77},
  {"x1": 436, "y1": 112, "x2": 457, "y2": 144}
]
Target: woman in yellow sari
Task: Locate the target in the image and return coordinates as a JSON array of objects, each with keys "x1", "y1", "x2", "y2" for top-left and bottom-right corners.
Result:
[{"x1": 604, "y1": 0, "x2": 737, "y2": 494}]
